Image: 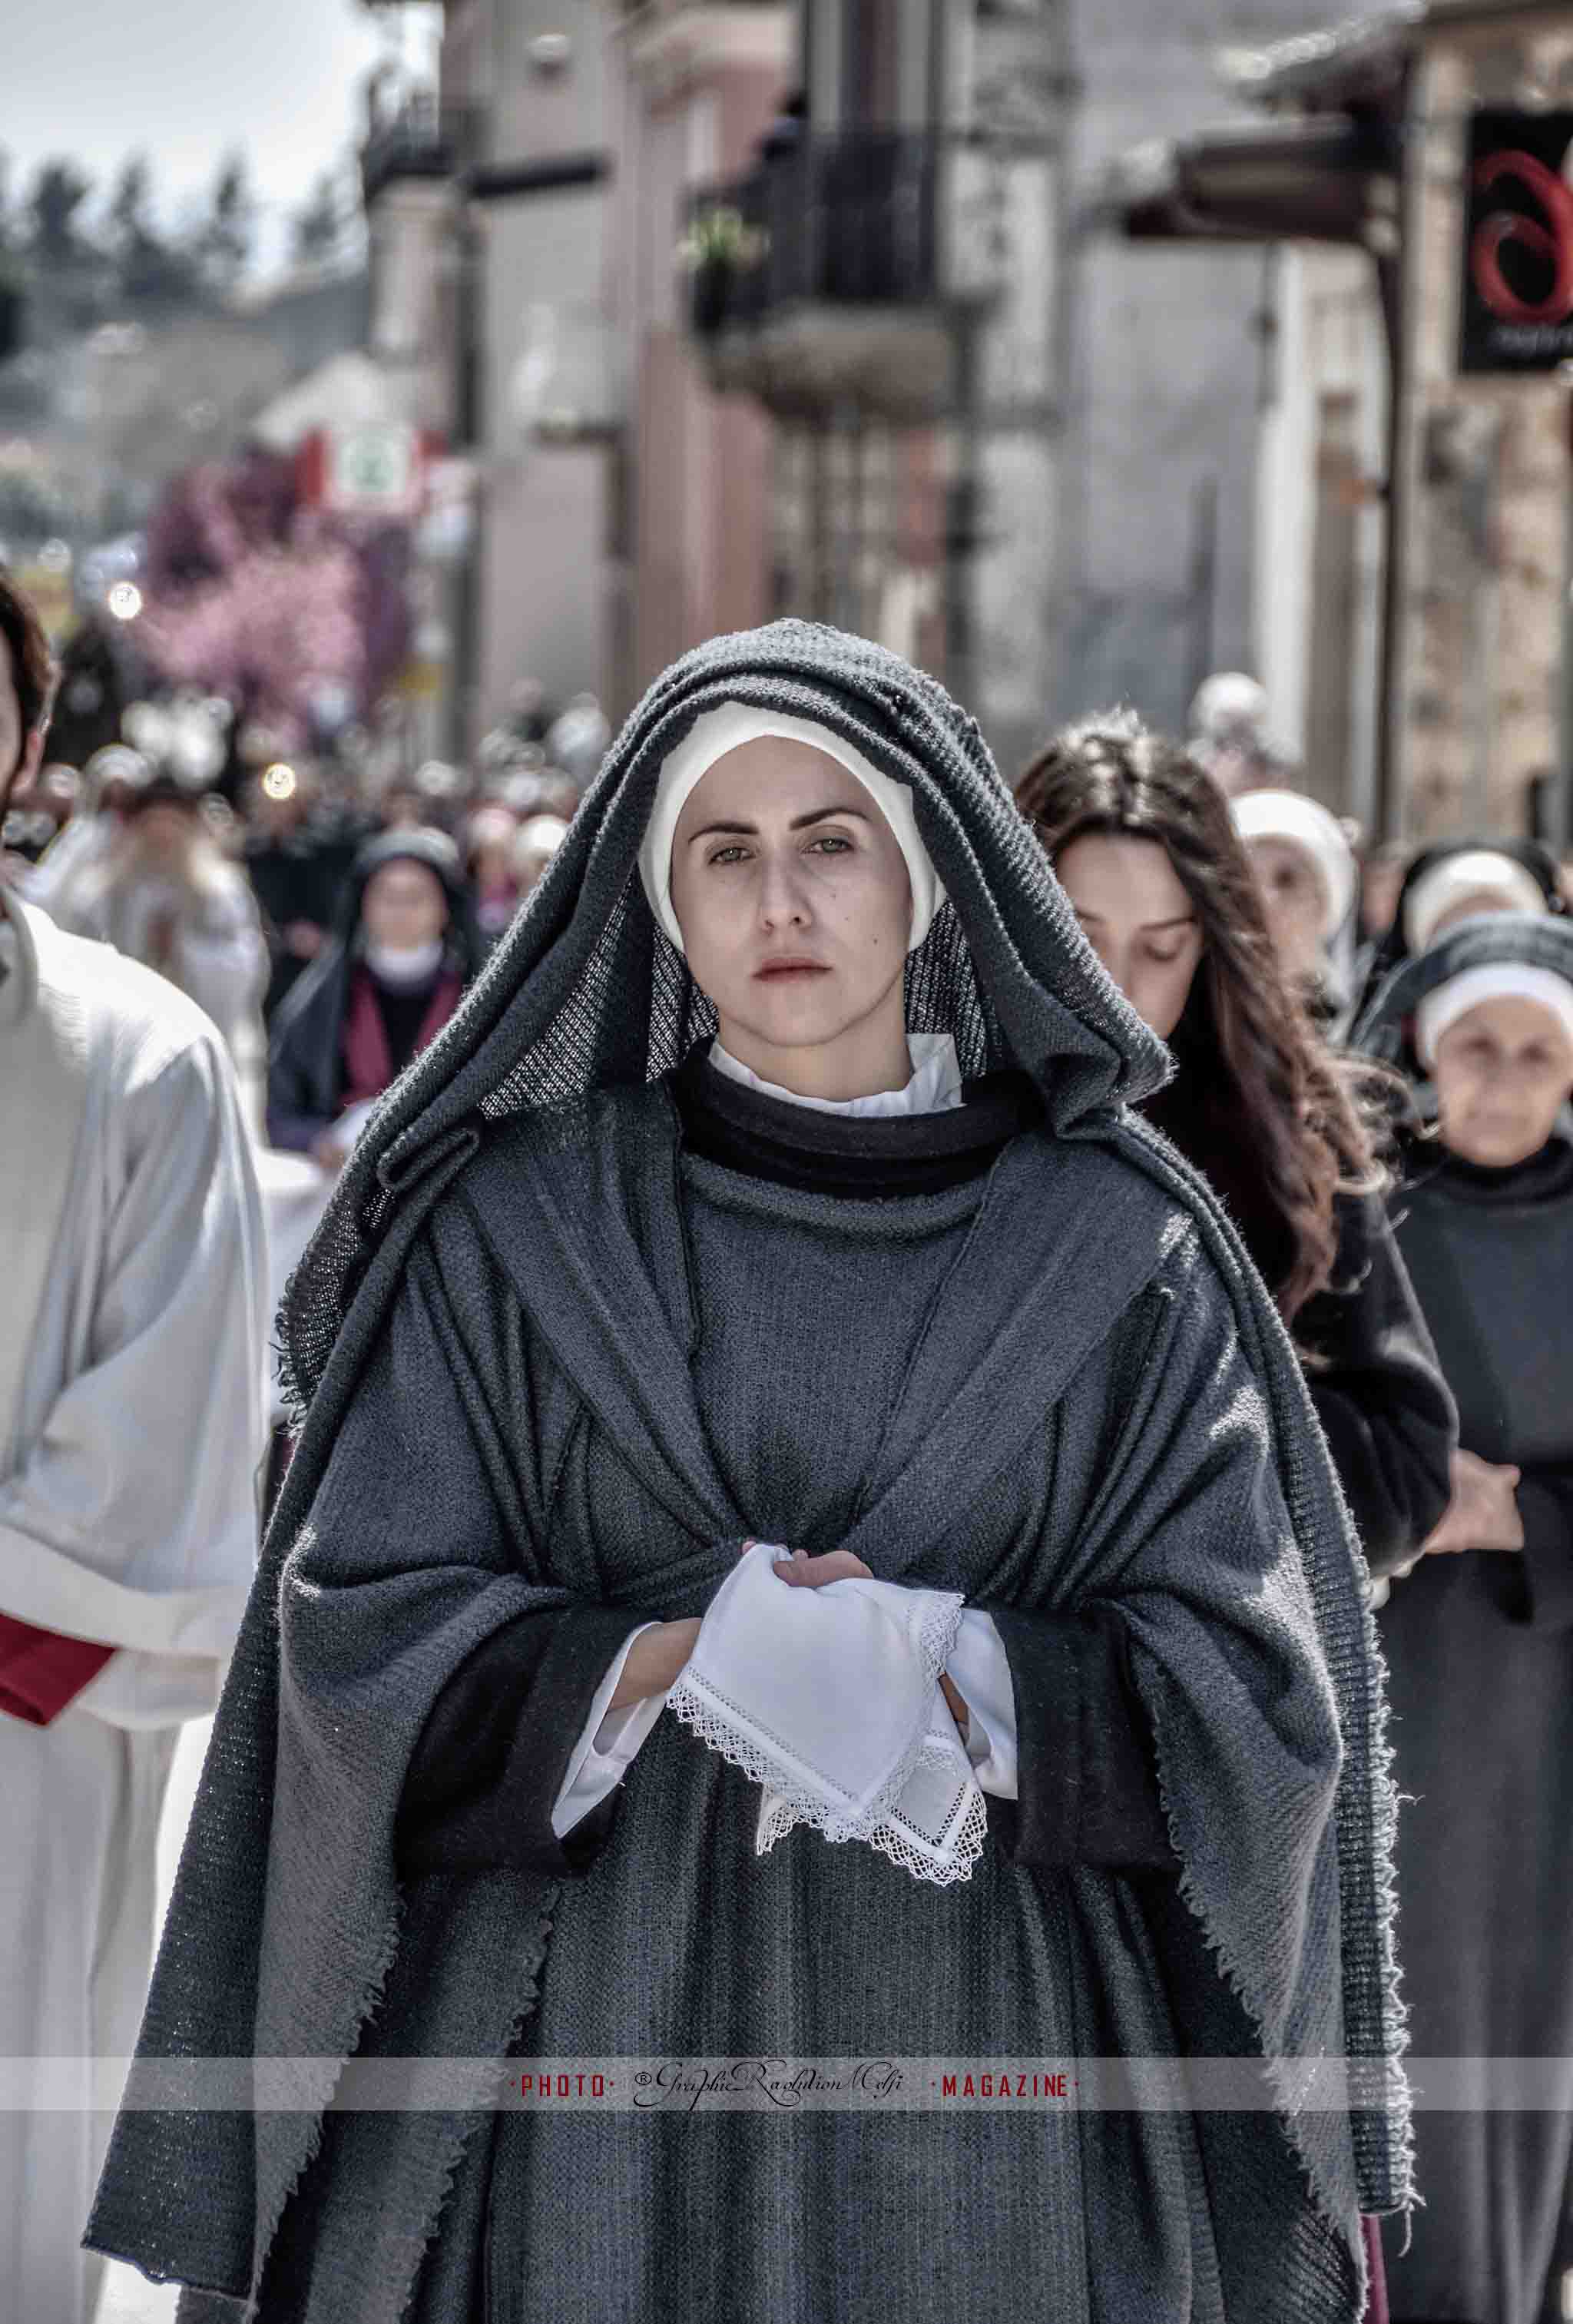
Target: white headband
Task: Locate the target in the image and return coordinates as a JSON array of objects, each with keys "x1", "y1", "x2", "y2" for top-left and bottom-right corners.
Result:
[
  {"x1": 1402, "y1": 850, "x2": 1548, "y2": 956},
  {"x1": 1229, "y1": 788, "x2": 1357, "y2": 940},
  {"x1": 635, "y1": 702, "x2": 946, "y2": 957},
  {"x1": 1415, "y1": 962, "x2": 1573, "y2": 1069}
]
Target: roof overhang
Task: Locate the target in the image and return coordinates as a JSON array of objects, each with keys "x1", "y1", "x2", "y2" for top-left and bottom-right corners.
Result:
[
  {"x1": 1092, "y1": 114, "x2": 1399, "y2": 244},
  {"x1": 1223, "y1": 0, "x2": 1570, "y2": 114}
]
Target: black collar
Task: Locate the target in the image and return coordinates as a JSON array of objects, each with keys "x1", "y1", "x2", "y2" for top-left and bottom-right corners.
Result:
[{"x1": 669, "y1": 1041, "x2": 1042, "y2": 1198}]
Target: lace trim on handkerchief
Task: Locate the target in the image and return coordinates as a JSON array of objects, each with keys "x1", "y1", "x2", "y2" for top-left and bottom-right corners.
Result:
[
  {"x1": 665, "y1": 1580, "x2": 965, "y2": 1857},
  {"x1": 757, "y1": 1686, "x2": 989, "y2": 1885}
]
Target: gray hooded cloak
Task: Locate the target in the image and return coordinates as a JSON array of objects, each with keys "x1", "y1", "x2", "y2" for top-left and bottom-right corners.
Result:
[{"x1": 84, "y1": 622, "x2": 1412, "y2": 2324}]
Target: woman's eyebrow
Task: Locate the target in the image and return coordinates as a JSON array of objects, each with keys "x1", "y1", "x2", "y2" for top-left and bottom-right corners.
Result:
[
  {"x1": 790, "y1": 803, "x2": 869, "y2": 830},
  {"x1": 687, "y1": 804, "x2": 872, "y2": 844},
  {"x1": 1073, "y1": 907, "x2": 1196, "y2": 931}
]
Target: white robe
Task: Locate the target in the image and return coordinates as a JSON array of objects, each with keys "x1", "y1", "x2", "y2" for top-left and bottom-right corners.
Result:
[{"x1": 0, "y1": 891, "x2": 268, "y2": 2324}]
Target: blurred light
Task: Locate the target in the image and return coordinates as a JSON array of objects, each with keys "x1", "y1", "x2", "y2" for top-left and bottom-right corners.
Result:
[
  {"x1": 261, "y1": 763, "x2": 299, "y2": 802},
  {"x1": 107, "y1": 582, "x2": 143, "y2": 622},
  {"x1": 38, "y1": 539, "x2": 73, "y2": 572}
]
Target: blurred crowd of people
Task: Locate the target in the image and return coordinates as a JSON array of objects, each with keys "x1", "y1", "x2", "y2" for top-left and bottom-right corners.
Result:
[{"x1": 0, "y1": 684, "x2": 601, "y2": 1155}]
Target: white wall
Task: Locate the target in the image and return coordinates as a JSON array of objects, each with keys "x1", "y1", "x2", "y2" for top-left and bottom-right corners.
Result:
[{"x1": 1253, "y1": 242, "x2": 1388, "y2": 825}]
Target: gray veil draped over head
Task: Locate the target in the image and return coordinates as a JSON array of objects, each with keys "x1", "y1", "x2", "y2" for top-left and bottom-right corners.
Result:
[{"x1": 88, "y1": 622, "x2": 1412, "y2": 2320}]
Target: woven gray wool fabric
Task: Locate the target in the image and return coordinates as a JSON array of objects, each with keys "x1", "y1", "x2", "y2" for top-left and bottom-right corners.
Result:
[{"x1": 84, "y1": 620, "x2": 1412, "y2": 2322}]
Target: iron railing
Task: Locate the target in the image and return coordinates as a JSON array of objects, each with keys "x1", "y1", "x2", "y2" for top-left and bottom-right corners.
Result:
[{"x1": 684, "y1": 131, "x2": 941, "y2": 336}]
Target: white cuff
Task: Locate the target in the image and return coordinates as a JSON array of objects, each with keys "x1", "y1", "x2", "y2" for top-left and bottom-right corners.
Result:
[
  {"x1": 549, "y1": 1620, "x2": 668, "y2": 1839},
  {"x1": 945, "y1": 1608, "x2": 1018, "y2": 1800}
]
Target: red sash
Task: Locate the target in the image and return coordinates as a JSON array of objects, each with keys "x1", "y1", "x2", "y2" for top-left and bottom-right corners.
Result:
[
  {"x1": 0, "y1": 1612, "x2": 115, "y2": 1725},
  {"x1": 339, "y1": 965, "x2": 462, "y2": 1112}
]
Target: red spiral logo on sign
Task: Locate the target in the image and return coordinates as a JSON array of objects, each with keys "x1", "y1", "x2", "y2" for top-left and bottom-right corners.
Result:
[{"x1": 1470, "y1": 144, "x2": 1573, "y2": 323}]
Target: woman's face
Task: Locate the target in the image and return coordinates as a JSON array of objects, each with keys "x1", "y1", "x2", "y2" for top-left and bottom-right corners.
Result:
[
  {"x1": 1246, "y1": 837, "x2": 1328, "y2": 983},
  {"x1": 1053, "y1": 833, "x2": 1204, "y2": 1040},
  {"x1": 667, "y1": 737, "x2": 912, "y2": 1093},
  {"x1": 1432, "y1": 995, "x2": 1573, "y2": 1168},
  {"x1": 362, "y1": 860, "x2": 449, "y2": 951}
]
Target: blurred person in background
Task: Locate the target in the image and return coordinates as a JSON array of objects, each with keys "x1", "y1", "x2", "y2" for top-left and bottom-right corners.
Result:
[
  {"x1": 0, "y1": 570, "x2": 267, "y2": 2324},
  {"x1": 1353, "y1": 837, "x2": 1563, "y2": 1042},
  {"x1": 1354, "y1": 840, "x2": 1412, "y2": 1020},
  {"x1": 1356, "y1": 913, "x2": 1573, "y2": 2324},
  {"x1": 0, "y1": 760, "x2": 77, "y2": 873},
  {"x1": 512, "y1": 810, "x2": 568, "y2": 903},
  {"x1": 1018, "y1": 713, "x2": 1454, "y2": 1590},
  {"x1": 376, "y1": 772, "x2": 426, "y2": 830},
  {"x1": 242, "y1": 761, "x2": 365, "y2": 1023},
  {"x1": 503, "y1": 675, "x2": 552, "y2": 744},
  {"x1": 1359, "y1": 840, "x2": 1410, "y2": 950},
  {"x1": 374, "y1": 759, "x2": 472, "y2": 838},
  {"x1": 51, "y1": 750, "x2": 270, "y2": 1138},
  {"x1": 543, "y1": 689, "x2": 609, "y2": 789},
  {"x1": 492, "y1": 765, "x2": 580, "y2": 825},
  {"x1": 464, "y1": 801, "x2": 522, "y2": 944},
  {"x1": 1230, "y1": 788, "x2": 1361, "y2": 1038},
  {"x1": 21, "y1": 741, "x2": 142, "y2": 915},
  {"x1": 1187, "y1": 670, "x2": 1297, "y2": 800},
  {"x1": 266, "y1": 827, "x2": 484, "y2": 1168},
  {"x1": 534, "y1": 769, "x2": 583, "y2": 823}
]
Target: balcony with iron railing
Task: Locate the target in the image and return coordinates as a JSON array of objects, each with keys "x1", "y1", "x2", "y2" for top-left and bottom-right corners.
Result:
[
  {"x1": 361, "y1": 91, "x2": 482, "y2": 207},
  {"x1": 681, "y1": 130, "x2": 962, "y2": 423}
]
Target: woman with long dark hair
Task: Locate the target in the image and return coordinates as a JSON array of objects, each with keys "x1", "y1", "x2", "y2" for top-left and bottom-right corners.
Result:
[
  {"x1": 89, "y1": 628, "x2": 1410, "y2": 2324},
  {"x1": 1017, "y1": 711, "x2": 1455, "y2": 1583}
]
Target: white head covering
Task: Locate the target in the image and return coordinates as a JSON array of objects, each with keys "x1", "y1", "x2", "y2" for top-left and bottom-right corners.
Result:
[
  {"x1": 1230, "y1": 789, "x2": 1358, "y2": 940},
  {"x1": 1402, "y1": 849, "x2": 1548, "y2": 956},
  {"x1": 636, "y1": 702, "x2": 947, "y2": 956},
  {"x1": 1191, "y1": 671, "x2": 1269, "y2": 746},
  {"x1": 1414, "y1": 961, "x2": 1573, "y2": 1069}
]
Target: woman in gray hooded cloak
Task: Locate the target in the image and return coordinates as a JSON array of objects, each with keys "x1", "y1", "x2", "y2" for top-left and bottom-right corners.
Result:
[{"x1": 87, "y1": 623, "x2": 1410, "y2": 2323}]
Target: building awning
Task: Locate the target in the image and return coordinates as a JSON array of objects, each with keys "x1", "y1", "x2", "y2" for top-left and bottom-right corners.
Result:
[
  {"x1": 1091, "y1": 114, "x2": 1399, "y2": 244},
  {"x1": 1221, "y1": 0, "x2": 1569, "y2": 114}
]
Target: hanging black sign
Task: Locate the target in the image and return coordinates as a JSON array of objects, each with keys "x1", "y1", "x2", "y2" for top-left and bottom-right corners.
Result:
[{"x1": 1459, "y1": 110, "x2": 1573, "y2": 373}]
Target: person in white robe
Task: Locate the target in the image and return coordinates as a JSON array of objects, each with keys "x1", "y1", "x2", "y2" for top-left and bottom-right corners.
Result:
[{"x1": 0, "y1": 575, "x2": 268, "y2": 2324}]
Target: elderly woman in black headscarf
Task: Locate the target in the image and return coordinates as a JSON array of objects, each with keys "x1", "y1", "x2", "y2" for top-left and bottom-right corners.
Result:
[
  {"x1": 265, "y1": 827, "x2": 485, "y2": 1166},
  {"x1": 1351, "y1": 838, "x2": 1565, "y2": 1072},
  {"x1": 1356, "y1": 914, "x2": 1573, "y2": 2324},
  {"x1": 88, "y1": 623, "x2": 1410, "y2": 2324}
]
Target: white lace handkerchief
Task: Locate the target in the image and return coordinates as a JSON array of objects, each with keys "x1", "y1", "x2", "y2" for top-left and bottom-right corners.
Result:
[{"x1": 664, "y1": 1540, "x2": 989, "y2": 1886}]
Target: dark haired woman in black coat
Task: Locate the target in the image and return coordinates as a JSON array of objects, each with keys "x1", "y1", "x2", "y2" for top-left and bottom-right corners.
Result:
[{"x1": 1018, "y1": 711, "x2": 1455, "y2": 1586}]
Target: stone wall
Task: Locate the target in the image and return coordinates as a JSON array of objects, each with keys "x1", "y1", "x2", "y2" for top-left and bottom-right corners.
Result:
[{"x1": 1392, "y1": 16, "x2": 1573, "y2": 840}]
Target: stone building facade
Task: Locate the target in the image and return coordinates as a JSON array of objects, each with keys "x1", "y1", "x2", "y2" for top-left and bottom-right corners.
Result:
[{"x1": 1105, "y1": 0, "x2": 1573, "y2": 843}]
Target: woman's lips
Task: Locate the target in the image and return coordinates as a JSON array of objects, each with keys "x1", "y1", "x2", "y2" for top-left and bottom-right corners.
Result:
[{"x1": 753, "y1": 961, "x2": 830, "y2": 981}]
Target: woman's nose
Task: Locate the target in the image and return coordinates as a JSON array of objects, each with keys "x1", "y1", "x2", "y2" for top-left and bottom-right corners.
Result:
[{"x1": 757, "y1": 852, "x2": 811, "y2": 927}]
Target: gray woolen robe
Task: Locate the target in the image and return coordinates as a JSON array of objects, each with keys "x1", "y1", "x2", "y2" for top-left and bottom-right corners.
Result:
[
  {"x1": 84, "y1": 620, "x2": 1410, "y2": 2324},
  {"x1": 1380, "y1": 1134, "x2": 1573, "y2": 2324}
]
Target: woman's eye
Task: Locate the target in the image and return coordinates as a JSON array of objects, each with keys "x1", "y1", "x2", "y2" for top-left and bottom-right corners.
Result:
[
  {"x1": 1146, "y1": 945, "x2": 1184, "y2": 966},
  {"x1": 707, "y1": 845, "x2": 749, "y2": 866},
  {"x1": 807, "y1": 834, "x2": 853, "y2": 854}
]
